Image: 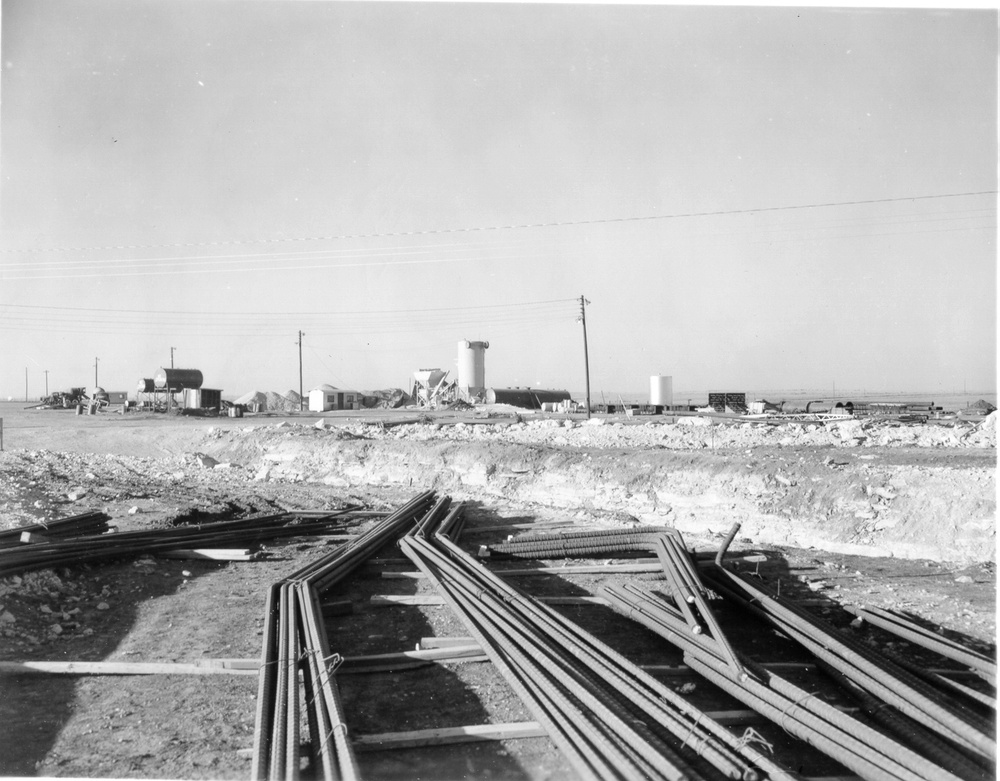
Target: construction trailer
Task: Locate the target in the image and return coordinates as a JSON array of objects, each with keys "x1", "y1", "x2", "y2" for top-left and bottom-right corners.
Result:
[{"x1": 308, "y1": 385, "x2": 361, "y2": 412}]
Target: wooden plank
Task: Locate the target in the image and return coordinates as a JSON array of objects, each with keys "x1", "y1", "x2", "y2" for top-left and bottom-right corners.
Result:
[
  {"x1": 468, "y1": 522, "x2": 580, "y2": 533},
  {"x1": 370, "y1": 595, "x2": 446, "y2": 606},
  {"x1": 158, "y1": 549, "x2": 256, "y2": 561},
  {"x1": 352, "y1": 708, "x2": 844, "y2": 751},
  {"x1": 353, "y1": 721, "x2": 548, "y2": 750},
  {"x1": 370, "y1": 595, "x2": 609, "y2": 607},
  {"x1": 0, "y1": 661, "x2": 259, "y2": 676},
  {"x1": 418, "y1": 637, "x2": 476, "y2": 649}
]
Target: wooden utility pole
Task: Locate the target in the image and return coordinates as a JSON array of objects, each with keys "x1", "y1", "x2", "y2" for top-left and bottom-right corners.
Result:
[
  {"x1": 170, "y1": 347, "x2": 176, "y2": 368},
  {"x1": 298, "y1": 331, "x2": 304, "y2": 411},
  {"x1": 579, "y1": 295, "x2": 592, "y2": 419},
  {"x1": 94, "y1": 357, "x2": 99, "y2": 387},
  {"x1": 44, "y1": 370, "x2": 49, "y2": 397},
  {"x1": 24, "y1": 367, "x2": 28, "y2": 403}
]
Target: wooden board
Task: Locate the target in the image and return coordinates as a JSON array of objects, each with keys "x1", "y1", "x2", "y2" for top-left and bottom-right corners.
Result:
[{"x1": 370, "y1": 595, "x2": 609, "y2": 607}]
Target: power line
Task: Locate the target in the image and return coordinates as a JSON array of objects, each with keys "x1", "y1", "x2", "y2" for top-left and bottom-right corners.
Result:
[
  {"x1": 0, "y1": 297, "x2": 578, "y2": 317},
  {"x1": 0, "y1": 190, "x2": 993, "y2": 256}
]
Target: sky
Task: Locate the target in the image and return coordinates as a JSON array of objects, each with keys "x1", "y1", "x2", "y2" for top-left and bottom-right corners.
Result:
[{"x1": 1, "y1": 1, "x2": 996, "y2": 402}]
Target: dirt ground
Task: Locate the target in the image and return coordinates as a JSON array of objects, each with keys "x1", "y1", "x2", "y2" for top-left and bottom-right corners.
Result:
[{"x1": 0, "y1": 404, "x2": 995, "y2": 779}]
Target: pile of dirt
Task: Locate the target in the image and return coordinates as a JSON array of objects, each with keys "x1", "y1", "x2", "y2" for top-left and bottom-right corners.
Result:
[
  {"x1": 361, "y1": 388, "x2": 410, "y2": 409},
  {"x1": 232, "y1": 390, "x2": 266, "y2": 408}
]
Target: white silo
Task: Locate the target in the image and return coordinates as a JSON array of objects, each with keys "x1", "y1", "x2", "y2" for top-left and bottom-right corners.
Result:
[
  {"x1": 457, "y1": 340, "x2": 489, "y2": 397},
  {"x1": 649, "y1": 375, "x2": 673, "y2": 408}
]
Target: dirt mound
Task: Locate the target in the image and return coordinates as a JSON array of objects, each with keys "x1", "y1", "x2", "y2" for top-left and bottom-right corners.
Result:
[
  {"x1": 194, "y1": 419, "x2": 995, "y2": 564},
  {"x1": 361, "y1": 388, "x2": 410, "y2": 409},
  {"x1": 263, "y1": 391, "x2": 300, "y2": 412},
  {"x1": 233, "y1": 390, "x2": 266, "y2": 407}
]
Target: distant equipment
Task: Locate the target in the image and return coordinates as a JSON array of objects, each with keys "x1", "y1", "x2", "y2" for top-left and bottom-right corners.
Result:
[
  {"x1": 412, "y1": 369, "x2": 456, "y2": 408},
  {"x1": 457, "y1": 340, "x2": 489, "y2": 399},
  {"x1": 182, "y1": 388, "x2": 222, "y2": 410},
  {"x1": 486, "y1": 388, "x2": 571, "y2": 409},
  {"x1": 649, "y1": 375, "x2": 673, "y2": 408},
  {"x1": 154, "y1": 368, "x2": 204, "y2": 391},
  {"x1": 708, "y1": 392, "x2": 747, "y2": 414}
]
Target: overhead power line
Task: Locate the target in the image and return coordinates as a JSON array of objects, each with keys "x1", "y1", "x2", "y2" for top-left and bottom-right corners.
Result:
[
  {"x1": 0, "y1": 297, "x2": 577, "y2": 317},
  {"x1": 0, "y1": 190, "x2": 993, "y2": 256}
]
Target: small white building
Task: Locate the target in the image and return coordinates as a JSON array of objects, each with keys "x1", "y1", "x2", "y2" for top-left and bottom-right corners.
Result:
[{"x1": 308, "y1": 384, "x2": 361, "y2": 412}]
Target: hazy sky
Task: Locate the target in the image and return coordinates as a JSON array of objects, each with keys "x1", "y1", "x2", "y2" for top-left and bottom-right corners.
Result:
[{"x1": 1, "y1": 1, "x2": 996, "y2": 400}]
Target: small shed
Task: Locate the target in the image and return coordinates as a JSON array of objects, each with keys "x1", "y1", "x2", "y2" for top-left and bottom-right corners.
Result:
[
  {"x1": 309, "y1": 385, "x2": 361, "y2": 412},
  {"x1": 183, "y1": 388, "x2": 222, "y2": 410}
]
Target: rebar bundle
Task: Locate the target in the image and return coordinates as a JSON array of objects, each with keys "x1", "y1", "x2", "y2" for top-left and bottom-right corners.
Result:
[
  {"x1": 0, "y1": 509, "x2": 365, "y2": 578},
  {"x1": 599, "y1": 523, "x2": 993, "y2": 781},
  {"x1": 399, "y1": 503, "x2": 798, "y2": 781},
  {"x1": 0, "y1": 510, "x2": 111, "y2": 548},
  {"x1": 251, "y1": 491, "x2": 438, "y2": 781}
]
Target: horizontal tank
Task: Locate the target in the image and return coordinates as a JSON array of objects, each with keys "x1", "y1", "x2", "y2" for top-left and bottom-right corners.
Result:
[
  {"x1": 486, "y1": 388, "x2": 571, "y2": 409},
  {"x1": 154, "y1": 368, "x2": 204, "y2": 391},
  {"x1": 137, "y1": 378, "x2": 155, "y2": 393}
]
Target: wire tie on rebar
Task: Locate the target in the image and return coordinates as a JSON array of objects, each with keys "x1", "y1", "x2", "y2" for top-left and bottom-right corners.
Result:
[
  {"x1": 316, "y1": 721, "x2": 351, "y2": 753},
  {"x1": 778, "y1": 690, "x2": 818, "y2": 736},
  {"x1": 679, "y1": 712, "x2": 707, "y2": 753},
  {"x1": 735, "y1": 727, "x2": 774, "y2": 754},
  {"x1": 324, "y1": 652, "x2": 344, "y2": 673}
]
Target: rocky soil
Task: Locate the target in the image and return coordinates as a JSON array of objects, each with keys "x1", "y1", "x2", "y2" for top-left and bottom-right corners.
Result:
[{"x1": 0, "y1": 406, "x2": 995, "y2": 779}]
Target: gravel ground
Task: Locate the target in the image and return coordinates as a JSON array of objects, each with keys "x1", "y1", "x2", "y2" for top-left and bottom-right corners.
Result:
[{"x1": 0, "y1": 404, "x2": 994, "y2": 779}]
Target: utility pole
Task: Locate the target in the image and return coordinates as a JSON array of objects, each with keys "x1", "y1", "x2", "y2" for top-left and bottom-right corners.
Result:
[
  {"x1": 44, "y1": 370, "x2": 49, "y2": 397},
  {"x1": 298, "y1": 330, "x2": 304, "y2": 411},
  {"x1": 24, "y1": 367, "x2": 28, "y2": 403},
  {"x1": 94, "y1": 357, "x2": 99, "y2": 388},
  {"x1": 170, "y1": 347, "x2": 176, "y2": 369},
  {"x1": 578, "y1": 295, "x2": 592, "y2": 419}
]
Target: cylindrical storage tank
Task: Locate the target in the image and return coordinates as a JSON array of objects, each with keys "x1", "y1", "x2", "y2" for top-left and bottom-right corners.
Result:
[
  {"x1": 137, "y1": 378, "x2": 155, "y2": 393},
  {"x1": 154, "y1": 368, "x2": 204, "y2": 391},
  {"x1": 457, "y1": 340, "x2": 489, "y2": 395},
  {"x1": 649, "y1": 375, "x2": 673, "y2": 407}
]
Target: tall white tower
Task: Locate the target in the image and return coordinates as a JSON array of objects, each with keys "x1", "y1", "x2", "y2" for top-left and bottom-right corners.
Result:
[{"x1": 457, "y1": 340, "x2": 489, "y2": 397}]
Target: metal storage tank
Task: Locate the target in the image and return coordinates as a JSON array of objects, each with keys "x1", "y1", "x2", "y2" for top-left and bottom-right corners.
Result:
[
  {"x1": 154, "y1": 368, "x2": 204, "y2": 391},
  {"x1": 137, "y1": 378, "x2": 155, "y2": 393},
  {"x1": 457, "y1": 340, "x2": 489, "y2": 396},
  {"x1": 649, "y1": 375, "x2": 673, "y2": 408}
]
